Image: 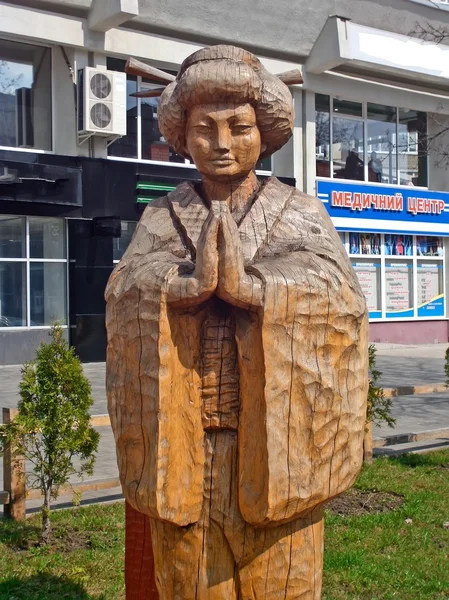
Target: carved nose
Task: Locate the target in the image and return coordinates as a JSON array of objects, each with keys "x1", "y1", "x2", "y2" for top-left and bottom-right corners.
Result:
[{"x1": 215, "y1": 127, "x2": 231, "y2": 152}]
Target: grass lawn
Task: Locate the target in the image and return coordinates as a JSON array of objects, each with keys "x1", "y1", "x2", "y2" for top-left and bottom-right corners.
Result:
[{"x1": 0, "y1": 450, "x2": 449, "y2": 599}]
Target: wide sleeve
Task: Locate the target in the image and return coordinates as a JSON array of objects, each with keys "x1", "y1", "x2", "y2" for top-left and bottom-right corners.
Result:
[
  {"x1": 105, "y1": 198, "x2": 205, "y2": 526},
  {"x1": 237, "y1": 191, "x2": 369, "y2": 526}
]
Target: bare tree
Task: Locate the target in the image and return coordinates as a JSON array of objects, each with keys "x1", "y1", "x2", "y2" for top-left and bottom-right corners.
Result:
[{"x1": 0, "y1": 60, "x2": 23, "y2": 94}]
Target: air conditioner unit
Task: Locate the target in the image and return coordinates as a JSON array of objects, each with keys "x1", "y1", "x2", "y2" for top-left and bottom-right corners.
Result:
[{"x1": 77, "y1": 67, "x2": 126, "y2": 138}]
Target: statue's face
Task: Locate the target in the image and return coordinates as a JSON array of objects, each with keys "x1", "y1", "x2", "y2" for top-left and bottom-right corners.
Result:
[{"x1": 185, "y1": 103, "x2": 264, "y2": 181}]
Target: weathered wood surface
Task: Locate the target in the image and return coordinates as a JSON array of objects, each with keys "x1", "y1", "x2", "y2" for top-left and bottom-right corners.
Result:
[
  {"x1": 106, "y1": 44, "x2": 368, "y2": 599},
  {"x1": 2, "y1": 408, "x2": 26, "y2": 521}
]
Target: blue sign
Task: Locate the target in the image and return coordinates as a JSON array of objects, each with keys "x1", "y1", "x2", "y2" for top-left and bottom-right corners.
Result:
[{"x1": 317, "y1": 179, "x2": 449, "y2": 236}]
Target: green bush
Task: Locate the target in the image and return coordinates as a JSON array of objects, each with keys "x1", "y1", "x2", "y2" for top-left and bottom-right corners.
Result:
[
  {"x1": 0, "y1": 325, "x2": 99, "y2": 544},
  {"x1": 445, "y1": 347, "x2": 449, "y2": 388},
  {"x1": 367, "y1": 343, "x2": 395, "y2": 428}
]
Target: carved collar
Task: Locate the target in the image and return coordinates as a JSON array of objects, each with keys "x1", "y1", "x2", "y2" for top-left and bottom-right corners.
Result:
[{"x1": 167, "y1": 177, "x2": 294, "y2": 263}]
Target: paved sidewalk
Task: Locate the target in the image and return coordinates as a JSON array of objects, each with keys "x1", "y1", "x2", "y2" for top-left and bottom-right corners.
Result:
[{"x1": 1, "y1": 342, "x2": 449, "y2": 511}]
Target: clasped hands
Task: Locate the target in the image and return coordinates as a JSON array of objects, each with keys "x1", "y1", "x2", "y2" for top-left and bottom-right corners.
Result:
[{"x1": 167, "y1": 201, "x2": 262, "y2": 309}]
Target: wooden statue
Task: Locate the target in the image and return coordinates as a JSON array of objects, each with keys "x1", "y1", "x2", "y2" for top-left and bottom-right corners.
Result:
[{"x1": 106, "y1": 45, "x2": 368, "y2": 599}]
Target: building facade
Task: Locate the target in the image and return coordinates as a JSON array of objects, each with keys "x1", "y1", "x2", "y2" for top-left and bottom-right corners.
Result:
[{"x1": 1, "y1": 0, "x2": 449, "y2": 364}]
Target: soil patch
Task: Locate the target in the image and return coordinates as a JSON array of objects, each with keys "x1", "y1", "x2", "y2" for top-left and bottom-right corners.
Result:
[
  {"x1": 326, "y1": 488, "x2": 404, "y2": 517},
  {"x1": 13, "y1": 527, "x2": 102, "y2": 553}
]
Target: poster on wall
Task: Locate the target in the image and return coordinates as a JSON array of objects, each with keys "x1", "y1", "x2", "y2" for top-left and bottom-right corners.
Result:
[
  {"x1": 385, "y1": 262, "x2": 413, "y2": 318},
  {"x1": 352, "y1": 262, "x2": 381, "y2": 318},
  {"x1": 417, "y1": 263, "x2": 444, "y2": 317}
]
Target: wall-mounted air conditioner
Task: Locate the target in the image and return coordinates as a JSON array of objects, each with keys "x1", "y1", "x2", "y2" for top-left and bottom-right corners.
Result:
[{"x1": 77, "y1": 67, "x2": 126, "y2": 140}]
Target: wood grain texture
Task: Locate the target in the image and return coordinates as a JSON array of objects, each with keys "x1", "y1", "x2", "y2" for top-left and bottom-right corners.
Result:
[{"x1": 106, "y1": 45, "x2": 368, "y2": 599}]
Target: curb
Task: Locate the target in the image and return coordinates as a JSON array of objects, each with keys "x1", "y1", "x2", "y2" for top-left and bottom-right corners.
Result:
[
  {"x1": 373, "y1": 427, "x2": 449, "y2": 449},
  {"x1": 384, "y1": 383, "x2": 447, "y2": 398}
]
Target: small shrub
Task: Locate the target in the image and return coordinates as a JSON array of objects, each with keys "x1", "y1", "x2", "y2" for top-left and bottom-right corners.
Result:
[
  {"x1": 367, "y1": 343, "x2": 395, "y2": 428},
  {"x1": 0, "y1": 325, "x2": 99, "y2": 544},
  {"x1": 444, "y1": 347, "x2": 449, "y2": 388}
]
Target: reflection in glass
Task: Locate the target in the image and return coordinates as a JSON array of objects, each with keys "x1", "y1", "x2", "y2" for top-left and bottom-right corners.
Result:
[
  {"x1": 416, "y1": 236, "x2": 443, "y2": 257},
  {"x1": 385, "y1": 234, "x2": 413, "y2": 256},
  {"x1": 367, "y1": 104, "x2": 396, "y2": 184},
  {"x1": 332, "y1": 117, "x2": 364, "y2": 180},
  {"x1": 0, "y1": 39, "x2": 52, "y2": 150},
  {"x1": 398, "y1": 109, "x2": 427, "y2": 187},
  {"x1": 315, "y1": 94, "x2": 330, "y2": 178},
  {"x1": 0, "y1": 262, "x2": 26, "y2": 326},
  {"x1": 0, "y1": 216, "x2": 25, "y2": 258},
  {"x1": 29, "y1": 217, "x2": 66, "y2": 259},
  {"x1": 256, "y1": 156, "x2": 272, "y2": 171},
  {"x1": 108, "y1": 77, "x2": 138, "y2": 158},
  {"x1": 333, "y1": 99, "x2": 363, "y2": 118},
  {"x1": 113, "y1": 221, "x2": 137, "y2": 261},
  {"x1": 30, "y1": 262, "x2": 66, "y2": 326},
  {"x1": 140, "y1": 87, "x2": 185, "y2": 163}
]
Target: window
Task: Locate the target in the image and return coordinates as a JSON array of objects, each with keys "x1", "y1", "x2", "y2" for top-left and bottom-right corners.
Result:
[
  {"x1": 113, "y1": 221, "x2": 137, "y2": 262},
  {"x1": 0, "y1": 216, "x2": 67, "y2": 327},
  {"x1": 0, "y1": 39, "x2": 52, "y2": 151},
  {"x1": 341, "y1": 232, "x2": 444, "y2": 319},
  {"x1": 315, "y1": 95, "x2": 427, "y2": 186},
  {"x1": 107, "y1": 58, "x2": 272, "y2": 171}
]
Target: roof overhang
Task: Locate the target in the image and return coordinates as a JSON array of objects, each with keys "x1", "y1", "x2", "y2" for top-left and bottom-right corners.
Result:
[{"x1": 306, "y1": 16, "x2": 449, "y2": 86}]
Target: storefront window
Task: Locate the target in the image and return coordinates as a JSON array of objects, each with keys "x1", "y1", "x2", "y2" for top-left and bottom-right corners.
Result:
[
  {"x1": 367, "y1": 103, "x2": 397, "y2": 184},
  {"x1": 316, "y1": 95, "x2": 428, "y2": 186},
  {"x1": 342, "y1": 231, "x2": 444, "y2": 319},
  {"x1": 113, "y1": 221, "x2": 137, "y2": 262},
  {"x1": 108, "y1": 75, "x2": 138, "y2": 159},
  {"x1": 0, "y1": 216, "x2": 67, "y2": 328},
  {"x1": 315, "y1": 94, "x2": 330, "y2": 178},
  {"x1": 0, "y1": 39, "x2": 52, "y2": 150},
  {"x1": 398, "y1": 109, "x2": 427, "y2": 187}
]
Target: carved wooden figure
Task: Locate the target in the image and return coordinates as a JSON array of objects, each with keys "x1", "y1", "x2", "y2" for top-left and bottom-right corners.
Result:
[{"x1": 106, "y1": 45, "x2": 368, "y2": 599}]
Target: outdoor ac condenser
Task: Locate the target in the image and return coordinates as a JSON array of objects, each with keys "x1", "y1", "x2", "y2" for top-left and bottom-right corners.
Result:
[{"x1": 77, "y1": 67, "x2": 127, "y2": 137}]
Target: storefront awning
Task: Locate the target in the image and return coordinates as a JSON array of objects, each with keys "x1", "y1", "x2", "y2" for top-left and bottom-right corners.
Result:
[{"x1": 306, "y1": 17, "x2": 449, "y2": 86}]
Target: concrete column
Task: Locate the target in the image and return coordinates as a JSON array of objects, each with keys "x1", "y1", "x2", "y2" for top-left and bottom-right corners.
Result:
[
  {"x1": 302, "y1": 90, "x2": 317, "y2": 196},
  {"x1": 32, "y1": 47, "x2": 52, "y2": 150}
]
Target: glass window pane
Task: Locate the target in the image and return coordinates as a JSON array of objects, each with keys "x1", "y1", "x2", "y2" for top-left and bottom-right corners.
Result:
[
  {"x1": 333, "y1": 98, "x2": 363, "y2": 118},
  {"x1": 385, "y1": 260, "x2": 414, "y2": 317},
  {"x1": 385, "y1": 234, "x2": 413, "y2": 256},
  {"x1": 367, "y1": 103, "x2": 397, "y2": 184},
  {"x1": 348, "y1": 232, "x2": 381, "y2": 255},
  {"x1": 29, "y1": 217, "x2": 66, "y2": 258},
  {"x1": 30, "y1": 262, "x2": 67, "y2": 326},
  {"x1": 398, "y1": 109, "x2": 427, "y2": 187},
  {"x1": 113, "y1": 221, "x2": 137, "y2": 261},
  {"x1": 0, "y1": 39, "x2": 52, "y2": 150},
  {"x1": 256, "y1": 156, "x2": 272, "y2": 171},
  {"x1": 352, "y1": 258, "x2": 382, "y2": 315},
  {"x1": 0, "y1": 262, "x2": 26, "y2": 326},
  {"x1": 417, "y1": 261, "x2": 443, "y2": 306},
  {"x1": 0, "y1": 216, "x2": 25, "y2": 258},
  {"x1": 416, "y1": 236, "x2": 443, "y2": 257},
  {"x1": 140, "y1": 84, "x2": 185, "y2": 163},
  {"x1": 108, "y1": 76, "x2": 138, "y2": 158},
  {"x1": 332, "y1": 117, "x2": 364, "y2": 180},
  {"x1": 316, "y1": 94, "x2": 330, "y2": 178}
]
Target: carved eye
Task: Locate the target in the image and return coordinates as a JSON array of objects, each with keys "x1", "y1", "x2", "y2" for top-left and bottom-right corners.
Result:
[
  {"x1": 232, "y1": 125, "x2": 252, "y2": 135},
  {"x1": 195, "y1": 124, "x2": 211, "y2": 133}
]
